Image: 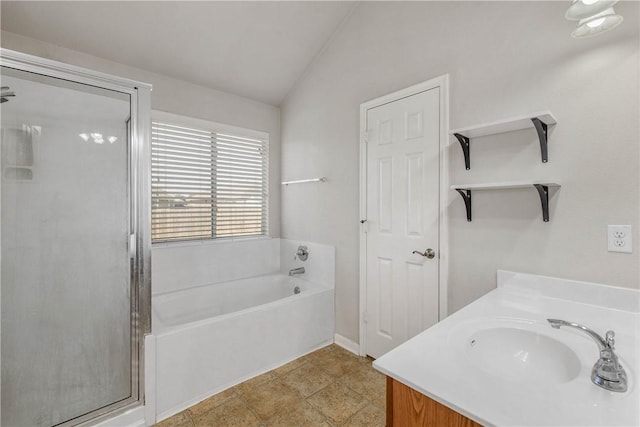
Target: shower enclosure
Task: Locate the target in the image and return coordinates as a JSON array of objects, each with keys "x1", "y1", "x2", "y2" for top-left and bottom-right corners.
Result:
[{"x1": 0, "y1": 50, "x2": 151, "y2": 426}]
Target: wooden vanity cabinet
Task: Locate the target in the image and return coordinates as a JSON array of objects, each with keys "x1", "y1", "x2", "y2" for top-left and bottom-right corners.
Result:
[{"x1": 386, "y1": 377, "x2": 482, "y2": 427}]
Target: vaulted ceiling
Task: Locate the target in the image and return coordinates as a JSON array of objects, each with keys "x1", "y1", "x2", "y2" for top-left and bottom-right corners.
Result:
[{"x1": 1, "y1": 1, "x2": 356, "y2": 106}]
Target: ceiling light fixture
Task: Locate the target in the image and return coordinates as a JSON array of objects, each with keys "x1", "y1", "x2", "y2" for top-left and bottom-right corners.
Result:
[
  {"x1": 566, "y1": 0, "x2": 617, "y2": 20},
  {"x1": 565, "y1": 0, "x2": 623, "y2": 38}
]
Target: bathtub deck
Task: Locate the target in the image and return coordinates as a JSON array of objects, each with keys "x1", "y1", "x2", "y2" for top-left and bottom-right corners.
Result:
[{"x1": 155, "y1": 344, "x2": 385, "y2": 427}]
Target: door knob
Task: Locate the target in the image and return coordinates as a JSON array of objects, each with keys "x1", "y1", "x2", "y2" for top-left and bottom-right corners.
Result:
[{"x1": 412, "y1": 248, "x2": 435, "y2": 259}]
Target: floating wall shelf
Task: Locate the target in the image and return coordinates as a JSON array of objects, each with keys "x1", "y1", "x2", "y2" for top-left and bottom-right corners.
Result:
[
  {"x1": 451, "y1": 181, "x2": 560, "y2": 222},
  {"x1": 450, "y1": 112, "x2": 557, "y2": 170}
]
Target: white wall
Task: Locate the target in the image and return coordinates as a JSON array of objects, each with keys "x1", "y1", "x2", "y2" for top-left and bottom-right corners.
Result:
[
  {"x1": 1, "y1": 30, "x2": 281, "y2": 237},
  {"x1": 280, "y1": 1, "x2": 640, "y2": 344}
]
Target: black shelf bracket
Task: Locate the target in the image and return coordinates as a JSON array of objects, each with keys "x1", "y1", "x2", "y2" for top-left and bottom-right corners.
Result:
[
  {"x1": 531, "y1": 118, "x2": 549, "y2": 164},
  {"x1": 533, "y1": 184, "x2": 550, "y2": 222},
  {"x1": 455, "y1": 189, "x2": 472, "y2": 222},
  {"x1": 453, "y1": 133, "x2": 470, "y2": 170}
]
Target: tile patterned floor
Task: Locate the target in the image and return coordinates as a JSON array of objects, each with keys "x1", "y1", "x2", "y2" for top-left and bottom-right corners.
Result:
[{"x1": 155, "y1": 345, "x2": 386, "y2": 427}]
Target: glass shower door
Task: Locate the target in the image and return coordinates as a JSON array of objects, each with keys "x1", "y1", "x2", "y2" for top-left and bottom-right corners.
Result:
[{"x1": 1, "y1": 66, "x2": 134, "y2": 426}]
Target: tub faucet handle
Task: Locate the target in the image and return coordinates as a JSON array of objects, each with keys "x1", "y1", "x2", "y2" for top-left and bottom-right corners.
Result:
[{"x1": 296, "y1": 245, "x2": 309, "y2": 261}]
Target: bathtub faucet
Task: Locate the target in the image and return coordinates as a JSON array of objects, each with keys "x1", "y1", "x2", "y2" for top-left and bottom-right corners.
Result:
[
  {"x1": 547, "y1": 318, "x2": 627, "y2": 392},
  {"x1": 289, "y1": 267, "x2": 305, "y2": 276}
]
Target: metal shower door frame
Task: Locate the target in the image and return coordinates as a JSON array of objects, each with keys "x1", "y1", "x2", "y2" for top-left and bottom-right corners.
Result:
[{"x1": 0, "y1": 48, "x2": 152, "y2": 426}]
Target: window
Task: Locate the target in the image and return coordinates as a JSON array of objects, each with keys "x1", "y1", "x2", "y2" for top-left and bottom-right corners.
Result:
[{"x1": 151, "y1": 114, "x2": 268, "y2": 243}]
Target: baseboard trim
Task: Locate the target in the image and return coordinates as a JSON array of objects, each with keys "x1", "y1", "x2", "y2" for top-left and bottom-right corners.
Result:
[{"x1": 334, "y1": 333, "x2": 360, "y2": 355}]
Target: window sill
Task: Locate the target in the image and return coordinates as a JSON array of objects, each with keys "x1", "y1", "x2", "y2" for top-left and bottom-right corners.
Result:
[{"x1": 152, "y1": 235, "x2": 274, "y2": 249}]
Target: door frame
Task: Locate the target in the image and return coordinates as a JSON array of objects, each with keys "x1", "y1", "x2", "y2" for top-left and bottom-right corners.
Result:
[{"x1": 358, "y1": 75, "x2": 449, "y2": 356}]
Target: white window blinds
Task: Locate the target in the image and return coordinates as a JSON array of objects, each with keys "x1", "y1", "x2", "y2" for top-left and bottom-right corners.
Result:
[{"x1": 151, "y1": 119, "x2": 268, "y2": 243}]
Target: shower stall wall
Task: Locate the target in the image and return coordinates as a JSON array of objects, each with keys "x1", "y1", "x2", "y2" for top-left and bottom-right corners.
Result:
[{"x1": 0, "y1": 49, "x2": 151, "y2": 427}]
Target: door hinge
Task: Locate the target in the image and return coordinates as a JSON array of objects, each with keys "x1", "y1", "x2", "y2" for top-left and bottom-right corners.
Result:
[
  {"x1": 363, "y1": 311, "x2": 369, "y2": 324},
  {"x1": 363, "y1": 131, "x2": 369, "y2": 144}
]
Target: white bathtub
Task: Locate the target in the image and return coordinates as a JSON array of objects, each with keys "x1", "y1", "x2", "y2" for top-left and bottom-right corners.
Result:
[{"x1": 151, "y1": 273, "x2": 334, "y2": 420}]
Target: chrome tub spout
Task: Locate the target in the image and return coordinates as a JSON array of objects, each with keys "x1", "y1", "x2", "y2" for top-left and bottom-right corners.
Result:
[{"x1": 289, "y1": 267, "x2": 305, "y2": 276}]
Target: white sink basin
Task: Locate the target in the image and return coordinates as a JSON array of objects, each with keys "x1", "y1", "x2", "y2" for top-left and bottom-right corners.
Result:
[
  {"x1": 374, "y1": 271, "x2": 639, "y2": 426},
  {"x1": 464, "y1": 326, "x2": 582, "y2": 383}
]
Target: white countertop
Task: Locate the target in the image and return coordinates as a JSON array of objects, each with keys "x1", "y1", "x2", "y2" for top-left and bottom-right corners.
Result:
[{"x1": 373, "y1": 271, "x2": 640, "y2": 426}]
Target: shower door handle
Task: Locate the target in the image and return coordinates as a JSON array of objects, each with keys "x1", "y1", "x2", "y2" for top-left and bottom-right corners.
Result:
[{"x1": 129, "y1": 234, "x2": 136, "y2": 258}]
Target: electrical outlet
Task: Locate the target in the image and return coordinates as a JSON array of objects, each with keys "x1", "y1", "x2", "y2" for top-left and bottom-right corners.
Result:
[{"x1": 608, "y1": 225, "x2": 632, "y2": 253}]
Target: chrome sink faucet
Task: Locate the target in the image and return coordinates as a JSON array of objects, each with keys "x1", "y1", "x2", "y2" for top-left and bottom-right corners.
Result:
[
  {"x1": 288, "y1": 267, "x2": 305, "y2": 276},
  {"x1": 547, "y1": 319, "x2": 627, "y2": 392}
]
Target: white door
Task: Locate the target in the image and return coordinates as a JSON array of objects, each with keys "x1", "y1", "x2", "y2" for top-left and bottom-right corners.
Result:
[{"x1": 364, "y1": 87, "x2": 440, "y2": 358}]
